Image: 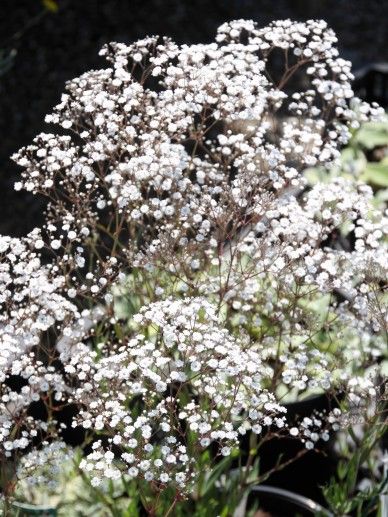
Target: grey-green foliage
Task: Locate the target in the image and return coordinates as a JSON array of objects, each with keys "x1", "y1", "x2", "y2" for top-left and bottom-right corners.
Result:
[{"x1": 322, "y1": 417, "x2": 388, "y2": 516}]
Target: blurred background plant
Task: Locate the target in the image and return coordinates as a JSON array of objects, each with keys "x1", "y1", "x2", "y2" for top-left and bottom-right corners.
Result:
[
  {"x1": 322, "y1": 406, "x2": 388, "y2": 517},
  {"x1": 7, "y1": 450, "x2": 258, "y2": 516},
  {"x1": 305, "y1": 118, "x2": 388, "y2": 191}
]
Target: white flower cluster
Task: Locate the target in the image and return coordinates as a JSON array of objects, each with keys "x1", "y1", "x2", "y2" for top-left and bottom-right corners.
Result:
[
  {"x1": 12, "y1": 19, "x2": 383, "y2": 260},
  {"x1": 2, "y1": 18, "x2": 387, "y2": 499},
  {"x1": 72, "y1": 298, "x2": 333, "y2": 490},
  {"x1": 0, "y1": 232, "x2": 78, "y2": 366}
]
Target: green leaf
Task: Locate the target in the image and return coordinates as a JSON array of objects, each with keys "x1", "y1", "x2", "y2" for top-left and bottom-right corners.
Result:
[
  {"x1": 199, "y1": 454, "x2": 235, "y2": 497},
  {"x1": 360, "y1": 160, "x2": 388, "y2": 187},
  {"x1": 354, "y1": 122, "x2": 388, "y2": 150},
  {"x1": 337, "y1": 460, "x2": 348, "y2": 481},
  {"x1": 340, "y1": 147, "x2": 367, "y2": 176},
  {"x1": 42, "y1": 0, "x2": 59, "y2": 12}
]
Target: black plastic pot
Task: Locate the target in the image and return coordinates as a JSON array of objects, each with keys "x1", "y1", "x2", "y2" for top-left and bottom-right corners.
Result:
[
  {"x1": 245, "y1": 485, "x2": 333, "y2": 517},
  {"x1": 239, "y1": 393, "x2": 340, "y2": 505}
]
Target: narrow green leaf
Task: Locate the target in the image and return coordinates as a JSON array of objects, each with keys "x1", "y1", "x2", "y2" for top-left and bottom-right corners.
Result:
[{"x1": 42, "y1": 0, "x2": 59, "y2": 12}]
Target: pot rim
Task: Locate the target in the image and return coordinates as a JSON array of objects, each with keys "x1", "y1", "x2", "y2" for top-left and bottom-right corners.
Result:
[{"x1": 249, "y1": 484, "x2": 333, "y2": 516}]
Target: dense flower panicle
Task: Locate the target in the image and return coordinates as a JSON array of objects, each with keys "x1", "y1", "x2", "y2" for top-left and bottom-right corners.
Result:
[
  {"x1": 0, "y1": 353, "x2": 69, "y2": 458},
  {"x1": 12, "y1": 19, "x2": 383, "y2": 261},
  {"x1": 0, "y1": 231, "x2": 78, "y2": 369},
  {"x1": 70, "y1": 298, "x2": 335, "y2": 490},
  {"x1": 2, "y1": 18, "x2": 387, "y2": 498}
]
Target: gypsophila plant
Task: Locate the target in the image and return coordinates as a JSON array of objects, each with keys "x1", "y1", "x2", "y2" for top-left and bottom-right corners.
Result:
[{"x1": 1, "y1": 18, "x2": 387, "y2": 516}]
